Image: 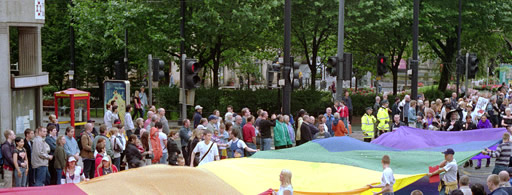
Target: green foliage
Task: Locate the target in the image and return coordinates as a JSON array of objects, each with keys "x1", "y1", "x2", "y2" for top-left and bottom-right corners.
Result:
[{"x1": 156, "y1": 88, "x2": 332, "y2": 118}]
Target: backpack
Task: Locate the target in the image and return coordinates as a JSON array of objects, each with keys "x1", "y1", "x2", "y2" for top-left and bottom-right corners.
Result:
[
  {"x1": 77, "y1": 131, "x2": 85, "y2": 151},
  {"x1": 113, "y1": 137, "x2": 123, "y2": 153}
]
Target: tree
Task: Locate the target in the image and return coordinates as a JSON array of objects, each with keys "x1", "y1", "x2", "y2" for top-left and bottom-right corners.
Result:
[
  {"x1": 420, "y1": 0, "x2": 512, "y2": 91},
  {"x1": 70, "y1": 0, "x2": 179, "y2": 90},
  {"x1": 346, "y1": 0, "x2": 412, "y2": 95},
  {"x1": 42, "y1": 0, "x2": 72, "y2": 90},
  {"x1": 164, "y1": 0, "x2": 279, "y2": 88},
  {"x1": 290, "y1": 0, "x2": 338, "y2": 90}
]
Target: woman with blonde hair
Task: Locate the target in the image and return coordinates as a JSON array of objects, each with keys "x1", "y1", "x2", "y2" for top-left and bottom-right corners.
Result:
[
  {"x1": 187, "y1": 129, "x2": 203, "y2": 167},
  {"x1": 273, "y1": 169, "x2": 293, "y2": 195},
  {"x1": 47, "y1": 114, "x2": 60, "y2": 134},
  {"x1": 95, "y1": 155, "x2": 118, "y2": 177}
]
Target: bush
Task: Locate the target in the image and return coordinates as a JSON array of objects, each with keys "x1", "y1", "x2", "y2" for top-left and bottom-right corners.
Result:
[{"x1": 156, "y1": 88, "x2": 332, "y2": 118}]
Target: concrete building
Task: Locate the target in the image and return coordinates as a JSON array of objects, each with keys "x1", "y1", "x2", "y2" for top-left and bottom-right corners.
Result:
[{"x1": 0, "y1": 0, "x2": 49, "y2": 139}]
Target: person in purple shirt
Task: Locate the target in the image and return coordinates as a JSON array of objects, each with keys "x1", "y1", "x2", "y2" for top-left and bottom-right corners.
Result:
[{"x1": 477, "y1": 115, "x2": 493, "y2": 129}]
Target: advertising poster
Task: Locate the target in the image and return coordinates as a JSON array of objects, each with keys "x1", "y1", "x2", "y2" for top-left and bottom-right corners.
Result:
[{"x1": 104, "y1": 81, "x2": 130, "y2": 125}]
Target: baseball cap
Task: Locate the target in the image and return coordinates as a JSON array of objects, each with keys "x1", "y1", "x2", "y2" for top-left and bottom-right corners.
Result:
[
  {"x1": 442, "y1": 148, "x2": 455, "y2": 155},
  {"x1": 208, "y1": 115, "x2": 218, "y2": 121},
  {"x1": 68, "y1": 156, "x2": 77, "y2": 162},
  {"x1": 195, "y1": 105, "x2": 203, "y2": 110},
  {"x1": 102, "y1": 156, "x2": 110, "y2": 162}
]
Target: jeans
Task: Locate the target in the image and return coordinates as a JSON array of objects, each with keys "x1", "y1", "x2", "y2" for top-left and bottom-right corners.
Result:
[
  {"x1": 113, "y1": 157, "x2": 121, "y2": 171},
  {"x1": 14, "y1": 167, "x2": 27, "y2": 187},
  {"x1": 182, "y1": 146, "x2": 190, "y2": 166},
  {"x1": 246, "y1": 142, "x2": 257, "y2": 157},
  {"x1": 439, "y1": 185, "x2": 446, "y2": 195},
  {"x1": 3, "y1": 169, "x2": 13, "y2": 188},
  {"x1": 83, "y1": 159, "x2": 95, "y2": 179},
  {"x1": 56, "y1": 169, "x2": 62, "y2": 185},
  {"x1": 262, "y1": 138, "x2": 272, "y2": 151},
  {"x1": 341, "y1": 117, "x2": 349, "y2": 132},
  {"x1": 34, "y1": 166, "x2": 48, "y2": 186},
  {"x1": 160, "y1": 152, "x2": 168, "y2": 164},
  {"x1": 493, "y1": 165, "x2": 508, "y2": 174}
]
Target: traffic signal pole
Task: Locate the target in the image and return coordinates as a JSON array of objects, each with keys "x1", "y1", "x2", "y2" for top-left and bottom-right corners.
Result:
[
  {"x1": 411, "y1": 0, "x2": 419, "y2": 100},
  {"x1": 180, "y1": 0, "x2": 187, "y2": 121},
  {"x1": 282, "y1": 0, "x2": 291, "y2": 115},
  {"x1": 335, "y1": 0, "x2": 345, "y2": 101},
  {"x1": 465, "y1": 52, "x2": 469, "y2": 97},
  {"x1": 456, "y1": 0, "x2": 462, "y2": 96}
]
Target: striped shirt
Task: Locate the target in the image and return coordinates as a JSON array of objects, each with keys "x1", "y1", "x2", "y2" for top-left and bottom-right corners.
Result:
[{"x1": 490, "y1": 142, "x2": 512, "y2": 167}]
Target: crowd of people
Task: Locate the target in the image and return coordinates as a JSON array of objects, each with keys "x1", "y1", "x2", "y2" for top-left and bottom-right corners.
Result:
[{"x1": 4, "y1": 83, "x2": 512, "y2": 194}]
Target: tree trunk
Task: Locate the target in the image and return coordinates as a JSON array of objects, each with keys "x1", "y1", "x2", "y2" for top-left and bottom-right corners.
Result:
[
  {"x1": 392, "y1": 67, "x2": 398, "y2": 95},
  {"x1": 355, "y1": 77, "x2": 358, "y2": 91},
  {"x1": 438, "y1": 62, "x2": 451, "y2": 91},
  {"x1": 213, "y1": 60, "x2": 219, "y2": 88}
]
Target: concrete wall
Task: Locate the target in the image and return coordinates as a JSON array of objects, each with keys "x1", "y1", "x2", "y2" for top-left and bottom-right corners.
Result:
[{"x1": 0, "y1": 0, "x2": 45, "y2": 25}]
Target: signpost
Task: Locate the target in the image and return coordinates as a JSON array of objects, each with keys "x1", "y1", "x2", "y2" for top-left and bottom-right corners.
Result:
[{"x1": 104, "y1": 80, "x2": 130, "y2": 125}]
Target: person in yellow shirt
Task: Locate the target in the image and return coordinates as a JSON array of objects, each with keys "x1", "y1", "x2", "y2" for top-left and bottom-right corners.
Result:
[
  {"x1": 361, "y1": 107, "x2": 376, "y2": 142},
  {"x1": 377, "y1": 100, "x2": 391, "y2": 136}
]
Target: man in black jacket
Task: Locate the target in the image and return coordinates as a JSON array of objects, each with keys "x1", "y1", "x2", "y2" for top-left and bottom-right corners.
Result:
[
  {"x1": 258, "y1": 111, "x2": 276, "y2": 151},
  {"x1": 193, "y1": 105, "x2": 203, "y2": 129},
  {"x1": 23, "y1": 129, "x2": 35, "y2": 186},
  {"x1": 297, "y1": 115, "x2": 312, "y2": 146},
  {"x1": 179, "y1": 119, "x2": 192, "y2": 166}
]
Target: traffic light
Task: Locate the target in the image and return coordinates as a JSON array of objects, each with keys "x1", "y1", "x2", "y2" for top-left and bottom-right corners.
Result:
[
  {"x1": 456, "y1": 55, "x2": 465, "y2": 75},
  {"x1": 377, "y1": 55, "x2": 388, "y2": 76},
  {"x1": 114, "y1": 60, "x2": 126, "y2": 80},
  {"x1": 343, "y1": 53, "x2": 352, "y2": 80},
  {"x1": 291, "y1": 57, "x2": 302, "y2": 89},
  {"x1": 327, "y1": 56, "x2": 338, "y2": 77},
  {"x1": 184, "y1": 58, "x2": 202, "y2": 89},
  {"x1": 152, "y1": 58, "x2": 165, "y2": 82},
  {"x1": 267, "y1": 63, "x2": 280, "y2": 88},
  {"x1": 467, "y1": 53, "x2": 479, "y2": 79}
]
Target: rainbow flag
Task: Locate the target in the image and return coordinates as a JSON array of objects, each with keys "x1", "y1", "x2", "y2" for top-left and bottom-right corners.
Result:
[
  {"x1": 1, "y1": 127, "x2": 505, "y2": 194},
  {"x1": 203, "y1": 127, "x2": 506, "y2": 194}
]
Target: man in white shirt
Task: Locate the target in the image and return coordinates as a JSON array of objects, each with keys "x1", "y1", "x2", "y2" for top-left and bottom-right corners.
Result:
[
  {"x1": 190, "y1": 130, "x2": 219, "y2": 166},
  {"x1": 104, "y1": 104, "x2": 113, "y2": 129},
  {"x1": 368, "y1": 155, "x2": 395, "y2": 195},
  {"x1": 428, "y1": 148, "x2": 458, "y2": 195},
  {"x1": 458, "y1": 175, "x2": 471, "y2": 195},
  {"x1": 124, "y1": 105, "x2": 135, "y2": 137},
  {"x1": 157, "y1": 122, "x2": 168, "y2": 164}
]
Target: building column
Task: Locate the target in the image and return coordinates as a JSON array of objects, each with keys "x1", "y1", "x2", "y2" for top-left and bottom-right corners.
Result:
[
  {"x1": 0, "y1": 24, "x2": 12, "y2": 137},
  {"x1": 18, "y1": 26, "x2": 44, "y2": 127}
]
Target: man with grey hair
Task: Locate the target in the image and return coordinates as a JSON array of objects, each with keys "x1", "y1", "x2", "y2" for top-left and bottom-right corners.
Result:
[
  {"x1": 401, "y1": 95, "x2": 411, "y2": 124},
  {"x1": 146, "y1": 114, "x2": 160, "y2": 132},
  {"x1": 307, "y1": 116, "x2": 319, "y2": 136},
  {"x1": 232, "y1": 115, "x2": 244, "y2": 140},
  {"x1": 158, "y1": 108, "x2": 170, "y2": 135},
  {"x1": 81, "y1": 123, "x2": 95, "y2": 179},
  {"x1": 144, "y1": 111, "x2": 154, "y2": 129},
  {"x1": 373, "y1": 96, "x2": 381, "y2": 115}
]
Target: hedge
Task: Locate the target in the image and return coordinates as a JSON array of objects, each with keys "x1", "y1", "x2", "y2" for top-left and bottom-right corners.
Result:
[{"x1": 156, "y1": 87, "x2": 333, "y2": 119}]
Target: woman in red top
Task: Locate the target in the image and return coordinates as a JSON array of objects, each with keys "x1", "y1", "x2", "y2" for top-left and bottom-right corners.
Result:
[
  {"x1": 94, "y1": 139, "x2": 107, "y2": 171},
  {"x1": 337, "y1": 101, "x2": 350, "y2": 132},
  {"x1": 95, "y1": 156, "x2": 118, "y2": 177}
]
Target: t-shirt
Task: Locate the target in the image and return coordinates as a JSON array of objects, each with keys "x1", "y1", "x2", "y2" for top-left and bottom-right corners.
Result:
[
  {"x1": 14, "y1": 148, "x2": 27, "y2": 167},
  {"x1": 442, "y1": 159, "x2": 458, "y2": 183},
  {"x1": 159, "y1": 132, "x2": 168, "y2": 153},
  {"x1": 277, "y1": 184, "x2": 293, "y2": 195},
  {"x1": 381, "y1": 167, "x2": 395, "y2": 192},
  {"x1": 192, "y1": 141, "x2": 219, "y2": 166},
  {"x1": 226, "y1": 139, "x2": 248, "y2": 151},
  {"x1": 243, "y1": 124, "x2": 256, "y2": 143}
]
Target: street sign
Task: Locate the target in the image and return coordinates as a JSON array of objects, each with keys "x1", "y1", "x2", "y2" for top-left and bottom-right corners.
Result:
[{"x1": 35, "y1": 0, "x2": 45, "y2": 20}]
